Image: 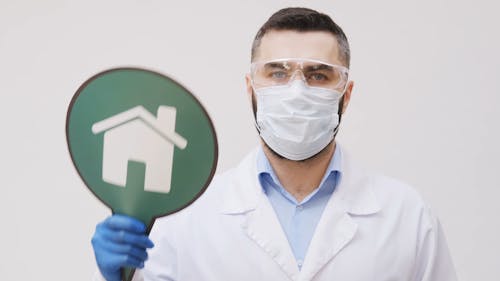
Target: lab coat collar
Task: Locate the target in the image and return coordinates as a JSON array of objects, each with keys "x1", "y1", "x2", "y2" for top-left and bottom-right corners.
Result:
[
  {"x1": 335, "y1": 148, "x2": 381, "y2": 216},
  {"x1": 219, "y1": 147, "x2": 262, "y2": 215}
]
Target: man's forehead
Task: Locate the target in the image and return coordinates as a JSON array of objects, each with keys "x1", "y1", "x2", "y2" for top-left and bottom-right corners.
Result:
[{"x1": 255, "y1": 30, "x2": 341, "y2": 65}]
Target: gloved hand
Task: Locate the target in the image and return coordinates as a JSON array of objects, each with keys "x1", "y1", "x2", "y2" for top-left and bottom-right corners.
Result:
[{"x1": 91, "y1": 214, "x2": 155, "y2": 281}]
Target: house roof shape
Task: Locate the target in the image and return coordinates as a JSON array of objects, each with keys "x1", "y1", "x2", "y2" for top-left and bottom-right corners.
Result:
[{"x1": 92, "y1": 105, "x2": 188, "y2": 149}]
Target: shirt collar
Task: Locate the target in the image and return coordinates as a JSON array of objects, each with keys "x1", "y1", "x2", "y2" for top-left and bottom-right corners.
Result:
[{"x1": 256, "y1": 143, "x2": 343, "y2": 193}]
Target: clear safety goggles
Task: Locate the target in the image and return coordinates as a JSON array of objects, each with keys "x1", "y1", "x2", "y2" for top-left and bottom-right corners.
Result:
[{"x1": 250, "y1": 58, "x2": 349, "y2": 91}]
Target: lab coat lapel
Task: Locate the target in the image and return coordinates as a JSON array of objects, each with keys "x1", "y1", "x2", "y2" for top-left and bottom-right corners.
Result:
[
  {"x1": 220, "y1": 148, "x2": 300, "y2": 280},
  {"x1": 298, "y1": 195, "x2": 358, "y2": 281},
  {"x1": 299, "y1": 148, "x2": 381, "y2": 280},
  {"x1": 243, "y1": 195, "x2": 300, "y2": 280}
]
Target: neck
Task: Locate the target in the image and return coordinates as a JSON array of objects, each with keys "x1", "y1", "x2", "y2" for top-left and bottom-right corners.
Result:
[{"x1": 263, "y1": 141, "x2": 336, "y2": 202}]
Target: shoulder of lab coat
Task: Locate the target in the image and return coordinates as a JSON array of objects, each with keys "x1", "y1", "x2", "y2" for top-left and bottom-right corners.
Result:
[
  {"x1": 345, "y1": 156, "x2": 458, "y2": 281},
  {"x1": 344, "y1": 155, "x2": 457, "y2": 281},
  {"x1": 409, "y1": 198, "x2": 458, "y2": 280}
]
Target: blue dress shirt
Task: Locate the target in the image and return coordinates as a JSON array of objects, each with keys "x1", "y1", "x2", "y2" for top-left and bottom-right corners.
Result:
[{"x1": 256, "y1": 145, "x2": 342, "y2": 270}]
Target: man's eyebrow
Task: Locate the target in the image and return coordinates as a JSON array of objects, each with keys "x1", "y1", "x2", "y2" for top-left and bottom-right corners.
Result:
[
  {"x1": 304, "y1": 64, "x2": 333, "y2": 71},
  {"x1": 264, "y1": 62, "x2": 287, "y2": 69}
]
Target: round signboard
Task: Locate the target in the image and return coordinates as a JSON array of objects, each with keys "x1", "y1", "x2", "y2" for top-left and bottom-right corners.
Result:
[{"x1": 66, "y1": 68, "x2": 218, "y2": 280}]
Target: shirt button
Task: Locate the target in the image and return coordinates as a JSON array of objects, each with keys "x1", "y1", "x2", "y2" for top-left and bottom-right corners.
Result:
[
  {"x1": 296, "y1": 205, "x2": 303, "y2": 211},
  {"x1": 297, "y1": 259, "x2": 303, "y2": 268}
]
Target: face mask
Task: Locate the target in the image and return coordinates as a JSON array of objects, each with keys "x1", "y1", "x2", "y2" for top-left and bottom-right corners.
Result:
[{"x1": 254, "y1": 80, "x2": 343, "y2": 161}]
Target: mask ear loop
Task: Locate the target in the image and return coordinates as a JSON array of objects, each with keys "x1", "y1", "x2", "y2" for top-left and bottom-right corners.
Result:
[
  {"x1": 249, "y1": 79, "x2": 263, "y2": 134},
  {"x1": 333, "y1": 96, "x2": 344, "y2": 137},
  {"x1": 333, "y1": 80, "x2": 349, "y2": 138}
]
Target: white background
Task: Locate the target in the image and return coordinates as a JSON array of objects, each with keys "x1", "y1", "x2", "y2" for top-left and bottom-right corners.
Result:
[{"x1": 1, "y1": 0, "x2": 499, "y2": 280}]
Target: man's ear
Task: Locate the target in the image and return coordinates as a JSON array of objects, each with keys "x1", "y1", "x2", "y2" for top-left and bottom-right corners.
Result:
[
  {"x1": 246, "y1": 74, "x2": 258, "y2": 119},
  {"x1": 245, "y1": 74, "x2": 253, "y2": 104},
  {"x1": 341, "y1": 81, "x2": 354, "y2": 115}
]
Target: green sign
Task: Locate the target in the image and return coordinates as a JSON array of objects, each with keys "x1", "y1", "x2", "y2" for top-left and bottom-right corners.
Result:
[{"x1": 66, "y1": 67, "x2": 218, "y2": 281}]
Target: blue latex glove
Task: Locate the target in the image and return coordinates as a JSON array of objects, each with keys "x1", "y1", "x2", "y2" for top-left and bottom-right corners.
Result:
[{"x1": 92, "y1": 214, "x2": 155, "y2": 281}]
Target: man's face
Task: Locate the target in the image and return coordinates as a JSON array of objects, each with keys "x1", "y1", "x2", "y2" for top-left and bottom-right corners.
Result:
[
  {"x1": 246, "y1": 29, "x2": 353, "y2": 118},
  {"x1": 245, "y1": 30, "x2": 354, "y2": 161}
]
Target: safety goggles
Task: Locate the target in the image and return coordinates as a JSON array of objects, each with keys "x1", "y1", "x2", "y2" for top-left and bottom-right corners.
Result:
[{"x1": 250, "y1": 58, "x2": 349, "y2": 91}]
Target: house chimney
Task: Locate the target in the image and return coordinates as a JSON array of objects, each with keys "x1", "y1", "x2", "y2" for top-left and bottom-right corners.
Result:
[{"x1": 156, "y1": 106, "x2": 177, "y2": 133}]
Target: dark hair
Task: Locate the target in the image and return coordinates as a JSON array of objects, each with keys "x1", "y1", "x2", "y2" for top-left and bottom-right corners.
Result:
[{"x1": 251, "y1": 7, "x2": 350, "y2": 67}]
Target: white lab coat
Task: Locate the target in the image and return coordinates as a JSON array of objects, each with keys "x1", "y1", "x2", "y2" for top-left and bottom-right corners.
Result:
[{"x1": 94, "y1": 146, "x2": 457, "y2": 281}]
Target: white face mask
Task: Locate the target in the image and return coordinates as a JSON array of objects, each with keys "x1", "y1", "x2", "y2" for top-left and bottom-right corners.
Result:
[{"x1": 254, "y1": 80, "x2": 344, "y2": 161}]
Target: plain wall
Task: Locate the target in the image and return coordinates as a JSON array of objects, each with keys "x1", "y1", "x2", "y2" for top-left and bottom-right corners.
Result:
[{"x1": 1, "y1": 0, "x2": 499, "y2": 280}]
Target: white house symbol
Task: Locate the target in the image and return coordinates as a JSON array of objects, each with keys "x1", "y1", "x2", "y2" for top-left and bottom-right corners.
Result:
[{"x1": 91, "y1": 105, "x2": 187, "y2": 194}]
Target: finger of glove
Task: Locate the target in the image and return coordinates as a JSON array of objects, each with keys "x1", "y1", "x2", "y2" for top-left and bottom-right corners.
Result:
[
  {"x1": 103, "y1": 214, "x2": 147, "y2": 234},
  {"x1": 97, "y1": 238, "x2": 149, "y2": 261},
  {"x1": 97, "y1": 251, "x2": 145, "y2": 272},
  {"x1": 99, "y1": 226, "x2": 154, "y2": 249},
  {"x1": 120, "y1": 254, "x2": 146, "y2": 269}
]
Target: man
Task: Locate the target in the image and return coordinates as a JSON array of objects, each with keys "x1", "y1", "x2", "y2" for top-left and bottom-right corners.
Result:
[{"x1": 92, "y1": 7, "x2": 457, "y2": 281}]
